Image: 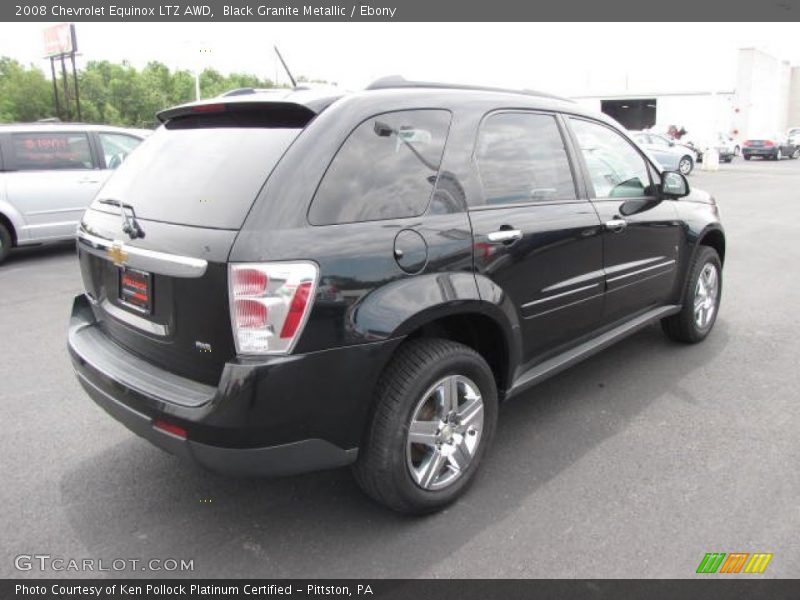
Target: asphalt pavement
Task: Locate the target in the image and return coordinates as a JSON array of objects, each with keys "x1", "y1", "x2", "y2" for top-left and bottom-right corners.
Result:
[{"x1": 1, "y1": 157, "x2": 799, "y2": 578}]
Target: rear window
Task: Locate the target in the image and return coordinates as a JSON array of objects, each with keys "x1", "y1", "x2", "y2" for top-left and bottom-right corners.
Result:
[
  {"x1": 308, "y1": 109, "x2": 451, "y2": 225},
  {"x1": 92, "y1": 124, "x2": 301, "y2": 229},
  {"x1": 10, "y1": 132, "x2": 93, "y2": 171}
]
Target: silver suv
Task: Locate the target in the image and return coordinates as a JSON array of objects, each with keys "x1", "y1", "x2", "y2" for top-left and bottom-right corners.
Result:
[{"x1": 0, "y1": 123, "x2": 149, "y2": 264}]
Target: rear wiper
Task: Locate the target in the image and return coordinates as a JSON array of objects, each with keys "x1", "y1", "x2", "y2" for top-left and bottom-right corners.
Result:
[{"x1": 98, "y1": 199, "x2": 145, "y2": 240}]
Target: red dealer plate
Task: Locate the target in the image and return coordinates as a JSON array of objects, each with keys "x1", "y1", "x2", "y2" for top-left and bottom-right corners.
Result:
[{"x1": 119, "y1": 268, "x2": 152, "y2": 314}]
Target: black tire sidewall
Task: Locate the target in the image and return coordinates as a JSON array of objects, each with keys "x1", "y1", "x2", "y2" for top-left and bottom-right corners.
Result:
[
  {"x1": 385, "y1": 346, "x2": 498, "y2": 512},
  {"x1": 0, "y1": 224, "x2": 11, "y2": 264}
]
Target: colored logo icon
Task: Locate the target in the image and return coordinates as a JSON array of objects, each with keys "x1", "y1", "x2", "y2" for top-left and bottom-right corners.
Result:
[{"x1": 696, "y1": 552, "x2": 772, "y2": 574}]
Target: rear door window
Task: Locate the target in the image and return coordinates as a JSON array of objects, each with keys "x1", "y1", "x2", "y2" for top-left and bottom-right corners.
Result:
[
  {"x1": 308, "y1": 109, "x2": 451, "y2": 225},
  {"x1": 474, "y1": 112, "x2": 577, "y2": 206},
  {"x1": 10, "y1": 132, "x2": 93, "y2": 171}
]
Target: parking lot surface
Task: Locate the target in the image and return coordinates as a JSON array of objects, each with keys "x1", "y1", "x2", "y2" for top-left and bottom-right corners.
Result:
[{"x1": 1, "y1": 158, "x2": 799, "y2": 578}]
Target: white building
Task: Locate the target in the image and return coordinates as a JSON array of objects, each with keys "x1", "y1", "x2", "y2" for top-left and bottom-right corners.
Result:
[{"x1": 572, "y1": 48, "x2": 800, "y2": 141}]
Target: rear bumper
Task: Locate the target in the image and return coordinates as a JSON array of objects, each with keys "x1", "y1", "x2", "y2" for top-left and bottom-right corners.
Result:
[
  {"x1": 68, "y1": 294, "x2": 401, "y2": 476},
  {"x1": 742, "y1": 148, "x2": 777, "y2": 158}
]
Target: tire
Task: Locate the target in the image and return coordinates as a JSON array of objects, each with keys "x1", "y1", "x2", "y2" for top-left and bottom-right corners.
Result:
[
  {"x1": 792, "y1": 148, "x2": 800, "y2": 160},
  {"x1": 776, "y1": 149, "x2": 783, "y2": 160},
  {"x1": 353, "y1": 338, "x2": 498, "y2": 514},
  {"x1": 678, "y1": 155, "x2": 694, "y2": 175},
  {"x1": 734, "y1": 145, "x2": 740, "y2": 156},
  {"x1": 744, "y1": 155, "x2": 751, "y2": 160},
  {"x1": 661, "y1": 246, "x2": 722, "y2": 344},
  {"x1": 0, "y1": 222, "x2": 11, "y2": 265}
]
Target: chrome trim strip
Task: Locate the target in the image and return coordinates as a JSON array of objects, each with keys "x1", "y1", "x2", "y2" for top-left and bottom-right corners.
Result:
[
  {"x1": 524, "y1": 291, "x2": 604, "y2": 319},
  {"x1": 522, "y1": 282, "x2": 601, "y2": 308},
  {"x1": 77, "y1": 230, "x2": 208, "y2": 278},
  {"x1": 101, "y1": 300, "x2": 169, "y2": 336},
  {"x1": 542, "y1": 269, "x2": 605, "y2": 293},
  {"x1": 606, "y1": 260, "x2": 676, "y2": 284},
  {"x1": 605, "y1": 256, "x2": 667, "y2": 277}
]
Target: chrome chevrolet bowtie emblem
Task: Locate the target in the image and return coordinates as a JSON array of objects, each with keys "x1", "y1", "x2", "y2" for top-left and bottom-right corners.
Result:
[{"x1": 107, "y1": 241, "x2": 128, "y2": 267}]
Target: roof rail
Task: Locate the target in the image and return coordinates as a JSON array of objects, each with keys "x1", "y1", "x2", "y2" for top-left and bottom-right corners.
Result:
[{"x1": 365, "y1": 75, "x2": 572, "y2": 102}]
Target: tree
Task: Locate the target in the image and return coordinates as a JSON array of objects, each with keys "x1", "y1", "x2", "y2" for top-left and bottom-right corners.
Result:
[
  {"x1": 0, "y1": 58, "x2": 52, "y2": 122},
  {"x1": 0, "y1": 56, "x2": 294, "y2": 127}
]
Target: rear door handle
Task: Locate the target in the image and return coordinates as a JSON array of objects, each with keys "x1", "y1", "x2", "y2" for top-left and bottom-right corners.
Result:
[
  {"x1": 605, "y1": 218, "x2": 628, "y2": 232},
  {"x1": 487, "y1": 229, "x2": 522, "y2": 243}
]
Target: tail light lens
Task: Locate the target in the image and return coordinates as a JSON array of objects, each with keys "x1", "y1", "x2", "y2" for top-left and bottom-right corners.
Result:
[
  {"x1": 764, "y1": 140, "x2": 775, "y2": 147},
  {"x1": 743, "y1": 140, "x2": 752, "y2": 147},
  {"x1": 228, "y1": 262, "x2": 318, "y2": 355}
]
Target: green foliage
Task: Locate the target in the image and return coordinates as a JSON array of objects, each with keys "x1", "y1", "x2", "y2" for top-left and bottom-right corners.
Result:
[{"x1": 0, "y1": 57, "x2": 283, "y2": 128}]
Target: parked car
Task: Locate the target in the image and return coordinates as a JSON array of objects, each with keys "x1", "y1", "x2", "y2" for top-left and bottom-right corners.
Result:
[
  {"x1": 742, "y1": 135, "x2": 800, "y2": 160},
  {"x1": 68, "y1": 80, "x2": 725, "y2": 514},
  {"x1": 630, "y1": 131, "x2": 696, "y2": 174},
  {"x1": 0, "y1": 123, "x2": 149, "y2": 264},
  {"x1": 686, "y1": 133, "x2": 739, "y2": 163},
  {"x1": 786, "y1": 127, "x2": 800, "y2": 146}
]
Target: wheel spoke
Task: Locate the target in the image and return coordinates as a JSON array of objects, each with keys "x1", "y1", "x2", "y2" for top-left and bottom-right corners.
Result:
[
  {"x1": 437, "y1": 377, "x2": 460, "y2": 416},
  {"x1": 457, "y1": 394, "x2": 483, "y2": 429},
  {"x1": 448, "y1": 439, "x2": 473, "y2": 472},
  {"x1": 417, "y1": 449, "x2": 447, "y2": 488},
  {"x1": 408, "y1": 420, "x2": 439, "y2": 447}
]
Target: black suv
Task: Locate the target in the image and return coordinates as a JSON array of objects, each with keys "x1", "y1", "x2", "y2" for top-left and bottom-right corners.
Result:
[{"x1": 69, "y1": 79, "x2": 725, "y2": 514}]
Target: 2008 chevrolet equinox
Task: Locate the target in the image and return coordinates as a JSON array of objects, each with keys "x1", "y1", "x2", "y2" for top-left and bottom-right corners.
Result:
[{"x1": 69, "y1": 77, "x2": 725, "y2": 514}]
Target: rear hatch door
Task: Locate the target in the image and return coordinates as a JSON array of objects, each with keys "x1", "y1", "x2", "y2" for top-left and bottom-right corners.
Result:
[{"x1": 77, "y1": 99, "x2": 323, "y2": 385}]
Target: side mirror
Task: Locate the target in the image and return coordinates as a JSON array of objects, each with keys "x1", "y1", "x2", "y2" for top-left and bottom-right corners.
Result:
[{"x1": 661, "y1": 171, "x2": 690, "y2": 198}]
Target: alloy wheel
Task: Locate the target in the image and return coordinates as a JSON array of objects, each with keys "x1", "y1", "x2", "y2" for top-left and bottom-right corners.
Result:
[
  {"x1": 694, "y1": 263, "x2": 719, "y2": 329},
  {"x1": 679, "y1": 158, "x2": 692, "y2": 174},
  {"x1": 406, "y1": 375, "x2": 484, "y2": 491}
]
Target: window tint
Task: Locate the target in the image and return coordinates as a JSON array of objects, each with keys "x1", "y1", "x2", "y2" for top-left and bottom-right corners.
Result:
[
  {"x1": 93, "y1": 126, "x2": 302, "y2": 229},
  {"x1": 98, "y1": 132, "x2": 143, "y2": 169},
  {"x1": 11, "y1": 132, "x2": 92, "y2": 171},
  {"x1": 569, "y1": 119, "x2": 653, "y2": 199},
  {"x1": 475, "y1": 112, "x2": 576, "y2": 206},
  {"x1": 309, "y1": 110, "x2": 451, "y2": 225}
]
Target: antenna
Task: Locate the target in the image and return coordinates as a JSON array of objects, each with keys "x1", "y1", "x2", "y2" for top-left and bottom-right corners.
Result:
[{"x1": 273, "y1": 46, "x2": 297, "y2": 88}]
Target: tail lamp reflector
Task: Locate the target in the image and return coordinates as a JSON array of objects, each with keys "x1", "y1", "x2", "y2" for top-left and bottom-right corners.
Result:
[
  {"x1": 153, "y1": 419, "x2": 187, "y2": 439},
  {"x1": 228, "y1": 262, "x2": 318, "y2": 355}
]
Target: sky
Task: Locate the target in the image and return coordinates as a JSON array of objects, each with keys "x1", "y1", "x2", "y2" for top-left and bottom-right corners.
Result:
[{"x1": 1, "y1": 22, "x2": 799, "y2": 97}]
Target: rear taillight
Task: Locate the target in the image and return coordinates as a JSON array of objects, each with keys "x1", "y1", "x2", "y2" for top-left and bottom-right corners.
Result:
[
  {"x1": 228, "y1": 262, "x2": 318, "y2": 355},
  {"x1": 764, "y1": 140, "x2": 775, "y2": 147},
  {"x1": 743, "y1": 141, "x2": 752, "y2": 147}
]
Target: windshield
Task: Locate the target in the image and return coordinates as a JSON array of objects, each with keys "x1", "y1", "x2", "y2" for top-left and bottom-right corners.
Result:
[{"x1": 92, "y1": 125, "x2": 301, "y2": 229}]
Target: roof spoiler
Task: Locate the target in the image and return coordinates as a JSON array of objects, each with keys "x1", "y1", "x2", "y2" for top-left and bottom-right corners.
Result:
[{"x1": 156, "y1": 90, "x2": 342, "y2": 124}]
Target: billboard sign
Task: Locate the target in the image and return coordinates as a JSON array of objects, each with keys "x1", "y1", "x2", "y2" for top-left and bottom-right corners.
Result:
[{"x1": 43, "y1": 23, "x2": 76, "y2": 57}]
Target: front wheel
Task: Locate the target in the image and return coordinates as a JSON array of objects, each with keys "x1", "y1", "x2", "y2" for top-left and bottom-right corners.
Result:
[
  {"x1": 776, "y1": 149, "x2": 783, "y2": 160},
  {"x1": 734, "y1": 145, "x2": 740, "y2": 156},
  {"x1": 353, "y1": 338, "x2": 498, "y2": 514},
  {"x1": 792, "y1": 148, "x2": 800, "y2": 159},
  {"x1": 678, "y1": 156, "x2": 694, "y2": 175},
  {"x1": 662, "y1": 246, "x2": 722, "y2": 343}
]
